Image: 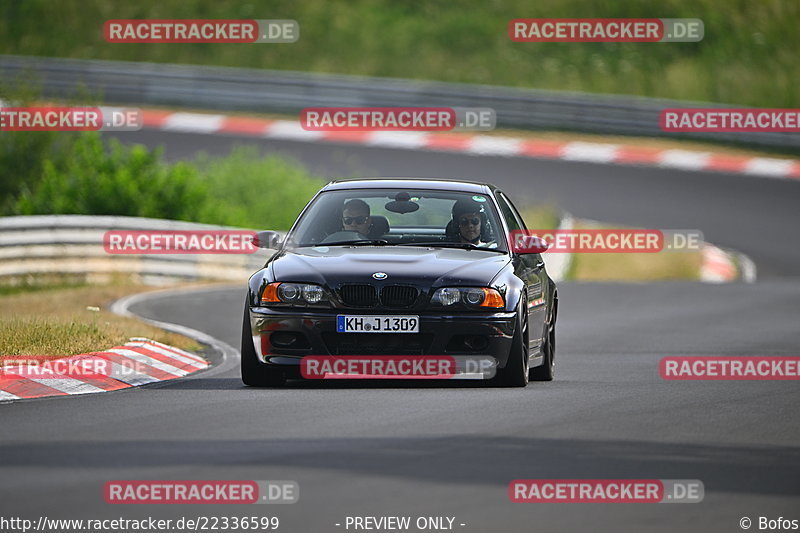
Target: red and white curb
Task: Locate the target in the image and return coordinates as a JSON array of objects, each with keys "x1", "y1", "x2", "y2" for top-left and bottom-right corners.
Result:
[
  {"x1": 0, "y1": 338, "x2": 207, "y2": 402},
  {"x1": 141, "y1": 110, "x2": 800, "y2": 179},
  {"x1": 701, "y1": 244, "x2": 755, "y2": 283}
]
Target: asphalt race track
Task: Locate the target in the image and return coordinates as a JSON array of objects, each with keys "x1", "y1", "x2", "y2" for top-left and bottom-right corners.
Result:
[{"x1": 1, "y1": 131, "x2": 799, "y2": 532}]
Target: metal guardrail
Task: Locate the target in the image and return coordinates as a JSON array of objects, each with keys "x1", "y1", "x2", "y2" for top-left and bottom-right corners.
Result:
[
  {"x1": 2, "y1": 55, "x2": 797, "y2": 150},
  {"x1": 0, "y1": 214, "x2": 574, "y2": 284},
  {"x1": 0, "y1": 215, "x2": 272, "y2": 284}
]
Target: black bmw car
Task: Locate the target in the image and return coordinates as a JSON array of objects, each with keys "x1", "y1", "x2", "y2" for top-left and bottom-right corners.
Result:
[{"x1": 242, "y1": 178, "x2": 558, "y2": 387}]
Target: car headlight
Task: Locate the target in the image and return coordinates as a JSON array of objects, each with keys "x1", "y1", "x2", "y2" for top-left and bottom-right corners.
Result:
[
  {"x1": 302, "y1": 284, "x2": 324, "y2": 303},
  {"x1": 278, "y1": 283, "x2": 300, "y2": 301},
  {"x1": 431, "y1": 287, "x2": 504, "y2": 309},
  {"x1": 463, "y1": 288, "x2": 486, "y2": 305},
  {"x1": 261, "y1": 282, "x2": 329, "y2": 306},
  {"x1": 433, "y1": 287, "x2": 461, "y2": 306}
]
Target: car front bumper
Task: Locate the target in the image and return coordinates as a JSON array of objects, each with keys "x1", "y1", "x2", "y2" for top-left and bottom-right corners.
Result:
[{"x1": 248, "y1": 307, "x2": 518, "y2": 375}]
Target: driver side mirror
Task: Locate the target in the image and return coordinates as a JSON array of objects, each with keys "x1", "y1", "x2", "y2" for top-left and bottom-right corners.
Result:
[{"x1": 252, "y1": 230, "x2": 282, "y2": 249}]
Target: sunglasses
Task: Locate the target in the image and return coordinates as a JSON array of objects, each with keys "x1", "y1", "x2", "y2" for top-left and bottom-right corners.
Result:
[
  {"x1": 343, "y1": 216, "x2": 369, "y2": 225},
  {"x1": 459, "y1": 217, "x2": 480, "y2": 226}
]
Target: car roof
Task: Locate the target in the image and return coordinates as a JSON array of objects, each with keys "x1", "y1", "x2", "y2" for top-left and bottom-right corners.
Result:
[{"x1": 322, "y1": 178, "x2": 496, "y2": 194}]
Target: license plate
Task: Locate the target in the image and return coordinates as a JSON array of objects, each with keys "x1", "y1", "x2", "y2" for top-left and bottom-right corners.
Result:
[{"x1": 337, "y1": 315, "x2": 419, "y2": 333}]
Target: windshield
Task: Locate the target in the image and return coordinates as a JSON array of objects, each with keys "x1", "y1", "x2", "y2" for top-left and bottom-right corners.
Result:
[{"x1": 284, "y1": 188, "x2": 508, "y2": 252}]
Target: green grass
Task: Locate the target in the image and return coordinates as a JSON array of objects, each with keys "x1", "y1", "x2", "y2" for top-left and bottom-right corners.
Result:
[
  {"x1": 568, "y1": 246, "x2": 703, "y2": 281},
  {"x1": 0, "y1": 283, "x2": 201, "y2": 357},
  {"x1": 0, "y1": 277, "x2": 89, "y2": 296},
  {"x1": 520, "y1": 205, "x2": 561, "y2": 231},
  {"x1": 519, "y1": 207, "x2": 705, "y2": 280},
  {"x1": 1, "y1": 0, "x2": 797, "y2": 107}
]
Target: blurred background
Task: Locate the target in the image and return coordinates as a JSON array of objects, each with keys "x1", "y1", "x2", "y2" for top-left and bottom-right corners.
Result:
[
  {"x1": 2, "y1": 0, "x2": 797, "y2": 105},
  {"x1": 0, "y1": 0, "x2": 796, "y2": 285}
]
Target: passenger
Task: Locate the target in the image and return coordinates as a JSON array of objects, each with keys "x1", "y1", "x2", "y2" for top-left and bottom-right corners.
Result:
[{"x1": 451, "y1": 198, "x2": 492, "y2": 246}]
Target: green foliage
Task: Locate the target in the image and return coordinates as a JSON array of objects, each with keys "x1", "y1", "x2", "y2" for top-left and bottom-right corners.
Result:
[
  {"x1": 0, "y1": 0, "x2": 797, "y2": 107},
  {"x1": 14, "y1": 134, "x2": 207, "y2": 220},
  {"x1": 0, "y1": 75, "x2": 104, "y2": 213},
  {"x1": 0, "y1": 79, "x2": 76, "y2": 212},
  {"x1": 0, "y1": 130, "x2": 73, "y2": 212},
  {"x1": 6, "y1": 132, "x2": 323, "y2": 230},
  {"x1": 194, "y1": 147, "x2": 325, "y2": 229}
]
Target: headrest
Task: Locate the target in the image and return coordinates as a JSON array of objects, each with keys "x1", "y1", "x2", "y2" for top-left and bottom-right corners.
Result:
[{"x1": 367, "y1": 215, "x2": 390, "y2": 238}]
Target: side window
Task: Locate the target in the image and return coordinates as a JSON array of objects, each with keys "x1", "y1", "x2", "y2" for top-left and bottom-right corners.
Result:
[{"x1": 496, "y1": 192, "x2": 525, "y2": 233}]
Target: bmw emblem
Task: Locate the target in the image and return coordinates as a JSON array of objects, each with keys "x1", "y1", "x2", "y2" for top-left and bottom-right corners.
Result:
[{"x1": 372, "y1": 272, "x2": 388, "y2": 280}]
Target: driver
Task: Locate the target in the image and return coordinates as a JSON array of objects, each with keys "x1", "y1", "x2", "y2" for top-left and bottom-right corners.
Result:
[
  {"x1": 451, "y1": 198, "x2": 491, "y2": 246},
  {"x1": 342, "y1": 199, "x2": 373, "y2": 237}
]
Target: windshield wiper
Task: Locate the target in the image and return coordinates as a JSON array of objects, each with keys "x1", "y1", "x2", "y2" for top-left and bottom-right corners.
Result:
[
  {"x1": 397, "y1": 241, "x2": 507, "y2": 253},
  {"x1": 315, "y1": 239, "x2": 391, "y2": 246}
]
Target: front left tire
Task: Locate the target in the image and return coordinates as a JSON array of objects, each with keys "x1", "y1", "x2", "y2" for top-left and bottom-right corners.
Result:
[
  {"x1": 493, "y1": 297, "x2": 529, "y2": 387},
  {"x1": 241, "y1": 303, "x2": 286, "y2": 387},
  {"x1": 530, "y1": 297, "x2": 556, "y2": 381}
]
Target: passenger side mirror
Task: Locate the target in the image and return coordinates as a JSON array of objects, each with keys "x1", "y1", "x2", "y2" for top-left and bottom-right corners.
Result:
[
  {"x1": 513, "y1": 234, "x2": 549, "y2": 254},
  {"x1": 253, "y1": 230, "x2": 282, "y2": 249}
]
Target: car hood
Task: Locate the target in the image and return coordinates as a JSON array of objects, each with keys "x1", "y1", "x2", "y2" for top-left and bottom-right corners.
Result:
[{"x1": 270, "y1": 246, "x2": 509, "y2": 288}]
